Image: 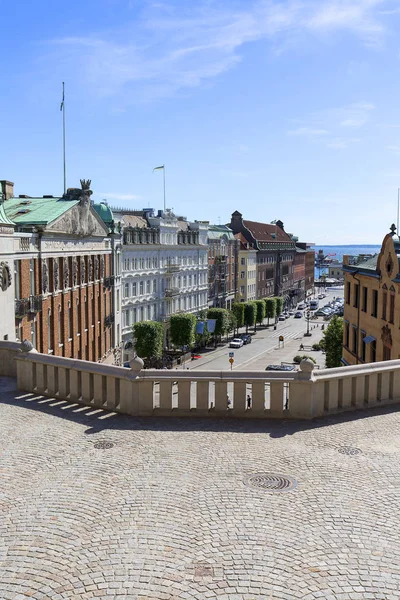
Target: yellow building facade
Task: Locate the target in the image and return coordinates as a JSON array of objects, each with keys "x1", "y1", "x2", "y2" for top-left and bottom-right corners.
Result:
[
  {"x1": 236, "y1": 246, "x2": 257, "y2": 302},
  {"x1": 343, "y1": 225, "x2": 400, "y2": 365}
]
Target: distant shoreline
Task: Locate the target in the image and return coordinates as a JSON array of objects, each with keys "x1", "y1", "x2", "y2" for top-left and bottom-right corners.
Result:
[{"x1": 312, "y1": 244, "x2": 380, "y2": 248}]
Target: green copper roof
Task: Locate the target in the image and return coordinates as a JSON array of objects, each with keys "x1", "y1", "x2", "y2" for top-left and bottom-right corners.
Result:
[
  {"x1": 0, "y1": 201, "x2": 15, "y2": 226},
  {"x1": 5, "y1": 196, "x2": 78, "y2": 225},
  {"x1": 93, "y1": 202, "x2": 114, "y2": 226},
  {"x1": 208, "y1": 224, "x2": 236, "y2": 241}
]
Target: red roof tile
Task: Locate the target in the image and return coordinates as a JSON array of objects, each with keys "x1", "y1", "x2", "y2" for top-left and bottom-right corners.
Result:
[{"x1": 243, "y1": 220, "x2": 292, "y2": 243}]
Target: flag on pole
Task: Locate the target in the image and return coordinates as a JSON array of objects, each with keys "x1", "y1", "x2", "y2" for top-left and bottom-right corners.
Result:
[
  {"x1": 153, "y1": 165, "x2": 164, "y2": 171},
  {"x1": 60, "y1": 83, "x2": 65, "y2": 112}
]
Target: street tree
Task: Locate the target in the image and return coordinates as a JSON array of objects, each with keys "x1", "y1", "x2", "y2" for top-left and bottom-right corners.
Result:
[
  {"x1": 255, "y1": 300, "x2": 266, "y2": 328},
  {"x1": 169, "y1": 313, "x2": 196, "y2": 348},
  {"x1": 275, "y1": 297, "x2": 284, "y2": 317},
  {"x1": 133, "y1": 321, "x2": 164, "y2": 359},
  {"x1": 232, "y1": 303, "x2": 245, "y2": 334},
  {"x1": 207, "y1": 308, "x2": 230, "y2": 345},
  {"x1": 244, "y1": 302, "x2": 256, "y2": 333},
  {"x1": 264, "y1": 298, "x2": 276, "y2": 326},
  {"x1": 323, "y1": 315, "x2": 344, "y2": 368}
]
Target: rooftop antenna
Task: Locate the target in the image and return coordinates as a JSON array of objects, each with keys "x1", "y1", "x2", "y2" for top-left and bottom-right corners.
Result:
[{"x1": 218, "y1": 216, "x2": 221, "y2": 225}]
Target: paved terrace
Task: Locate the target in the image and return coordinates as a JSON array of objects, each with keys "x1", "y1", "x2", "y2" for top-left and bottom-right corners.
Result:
[{"x1": 1, "y1": 376, "x2": 400, "y2": 600}]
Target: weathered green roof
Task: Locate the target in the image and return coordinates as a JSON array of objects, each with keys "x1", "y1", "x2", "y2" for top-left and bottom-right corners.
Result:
[
  {"x1": 0, "y1": 201, "x2": 15, "y2": 227},
  {"x1": 93, "y1": 202, "x2": 114, "y2": 226},
  {"x1": 5, "y1": 196, "x2": 78, "y2": 225},
  {"x1": 208, "y1": 224, "x2": 236, "y2": 241}
]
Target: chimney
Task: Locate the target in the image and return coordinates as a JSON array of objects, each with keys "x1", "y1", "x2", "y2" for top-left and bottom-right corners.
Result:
[
  {"x1": 0, "y1": 180, "x2": 14, "y2": 200},
  {"x1": 229, "y1": 210, "x2": 243, "y2": 234},
  {"x1": 276, "y1": 219, "x2": 284, "y2": 230}
]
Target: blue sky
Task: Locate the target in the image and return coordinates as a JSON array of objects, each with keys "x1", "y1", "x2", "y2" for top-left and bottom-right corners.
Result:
[{"x1": 2, "y1": 0, "x2": 400, "y2": 243}]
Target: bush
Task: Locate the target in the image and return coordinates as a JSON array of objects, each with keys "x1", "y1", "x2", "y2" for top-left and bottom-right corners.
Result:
[
  {"x1": 274, "y1": 297, "x2": 284, "y2": 316},
  {"x1": 133, "y1": 321, "x2": 164, "y2": 359},
  {"x1": 323, "y1": 315, "x2": 343, "y2": 368},
  {"x1": 293, "y1": 354, "x2": 317, "y2": 364},
  {"x1": 312, "y1": 343, "x2": 321, "y2": 351},
  {"x1": 169, "y1": 313, "x2": 196, "y2": 348},
  {"x1": 255, "y1": 299, "x2": 266, "y2": 325}
]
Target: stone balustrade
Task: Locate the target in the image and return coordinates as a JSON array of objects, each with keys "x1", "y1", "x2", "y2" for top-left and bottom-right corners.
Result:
[{"x1": 2, "y1": 341, "x2": 399, "y2": 419}]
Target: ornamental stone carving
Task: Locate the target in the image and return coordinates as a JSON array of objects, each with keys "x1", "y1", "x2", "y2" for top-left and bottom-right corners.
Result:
[
  {"x1": 100, "y1": 256, "x2": 105, "y2": 278},
  {"x1": 88, "y1": 257, "x2": 93, "y2": 281},
  {"x1": 94, "y1": 256, "x2": 99, "y2": 280},
  {"x1": 53, "y1": 261, "x2": 59, "y2": 290},
  {"x1": 63, "y1": 258, "x2": 69, "y2": 289},
  {"x1": 42, "y1": 260, "x2": 48, "y2": 294},
  {"x1": 0, "y1": 262, "x2": 11, "y2": 292},
  {"x1": 81, "y1": 257, "x2": 86, "y2": 284},
  {"x1": 72, "y1": 257, "x2": 78, "y2": 286}
]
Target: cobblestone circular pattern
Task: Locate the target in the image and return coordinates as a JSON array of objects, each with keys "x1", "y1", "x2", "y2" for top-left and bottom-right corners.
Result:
[
  {"x1": 2, "y1": 386, "x2": 400, "y2": 599},
  {"x1": 244, "y1": 472, "x2": 297, "y2": 491},
  {"x1": 93, "y1": 440, "x2": 114, "y2": 449},
  {"x1": 338, "y1": 445, "x2": 362, "y2": 455}
]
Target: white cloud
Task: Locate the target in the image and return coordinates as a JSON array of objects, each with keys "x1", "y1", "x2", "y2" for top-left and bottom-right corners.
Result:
[
  {"x1": 327, "y1": 137, "x2": 361, "y2": 148},
  {"x1": 288, "y1": 127, "x2": 330, "y2": 136},
  {"x1": 41, "y1": 0, "x2": 393, "y2": 104}
]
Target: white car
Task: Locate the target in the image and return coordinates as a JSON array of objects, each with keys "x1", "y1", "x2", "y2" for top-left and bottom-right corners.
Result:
[
  {"x1": 229, "y1": 338, "x2": 244, "y2": 348},
  {"x1": 297, "y1": 303, "x2": 306, "y2": 309}
]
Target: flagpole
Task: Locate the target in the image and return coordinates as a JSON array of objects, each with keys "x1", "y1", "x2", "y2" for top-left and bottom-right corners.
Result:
[
  {"x1": 62, "y1": 82, "x2": 66, "y2": 194},
  {"x1": 163, "y1": 165, "x2": 166, "y2": 212}
]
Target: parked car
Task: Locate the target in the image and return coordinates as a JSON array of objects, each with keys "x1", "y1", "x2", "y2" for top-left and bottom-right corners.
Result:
[
  {"x1": 241, "y1": 334, "x2": 252, "y2": 344},
  {"x1": 294, "y1": 311, "x2": 303, "y2": 318},
  {"x1": 288, "y1": 310, "x2": 295, "y2": 315},
  {"x1": 265, "y1": 364, "x2": 296, "y2": 371},
  {"x1": 278, "y1": 315, "x2": 286, "y2": 321},
  {"x1": 229, "y1": 338, "x2": 244, "y2": 348},
  {"x1": 297, "y1": 302, "x2": 306, "y2": 309}
]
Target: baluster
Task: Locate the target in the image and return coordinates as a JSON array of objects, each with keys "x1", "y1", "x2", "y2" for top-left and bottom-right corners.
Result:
[
  {"x1": 233, "y1": 381, "x2": 246, "y2": 411},
  {"x1": 251, "y1": 381, "x2": 265, "y2": 412},
  {"x1": 270, "y1": 382, "x2": 284, "y2": 415},
  {"x1": 196, "y1": 380, "x2": 209, "y2": 411},
  {"x1": 340, "y1": 377, "x2": 352, "y2": 408},
  {"x1": 215, "y1": 381, "x2": 228, "y2": 411},
  {"x1": 380, "y1": 371, "x2": 390, "y2": 401},
  {"x1": 138, "y1": 380, "x2": 154, "y2": 415},
  {"x1": 178, "y1": 380, "x2": 191, "y2": 411},
  {"x1": 365, "y1": 373, "x2": 378, "y2": 405},
  {"x1": 58, "y1": 367, "x2": 68, "y2": 399},
  {"x1": 93, "y1": 373, "x2": 104, "y2": 407},
  {"x1": 159, "y1": 380, "x2": 173, "y2": 411}
]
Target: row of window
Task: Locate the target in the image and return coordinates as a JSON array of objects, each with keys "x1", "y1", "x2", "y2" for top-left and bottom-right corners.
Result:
[
  {"x1": 346, "y1": 282, "x2": 395, "y2": 323},
  {"x1": 122, "y1": 292, "x2": 209, "y2": 327},
  {"x1": 240, "y1": 257, "x2": 256, "y2": 266},
  {"x1": 240, "y1": 284, "x2": 256, "y2": 296},
  {"x1": 344, "y1": 323, "x2": 379, "y2": 362},
  {"x1": 240, "y1": 270, "x2": 256, "y2": 279}
]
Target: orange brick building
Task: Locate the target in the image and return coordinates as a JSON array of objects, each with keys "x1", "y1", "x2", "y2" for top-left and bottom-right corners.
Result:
[{"x1": 2, "y1": 179, "x2": 114, "y2": 361}]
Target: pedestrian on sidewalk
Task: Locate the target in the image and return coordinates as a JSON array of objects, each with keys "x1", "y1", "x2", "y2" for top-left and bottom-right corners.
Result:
[
  {"x1": 227, "y1": 394, "x2": 231, "y2": 409},
  {"x1": 247, "y1": 395, "x2": 251, "y2": 409}
]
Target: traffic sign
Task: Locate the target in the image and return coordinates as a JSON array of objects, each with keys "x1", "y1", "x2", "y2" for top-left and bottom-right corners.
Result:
[
  {"x1": 229, "y1": 352, "x2": 234, "y2": 358},
  {"x1": 279, "y1": 335, "x2": 284, "y2": 342},
  {"x1": 229, "y1": 358, "x2": 234, "y2": 364}
]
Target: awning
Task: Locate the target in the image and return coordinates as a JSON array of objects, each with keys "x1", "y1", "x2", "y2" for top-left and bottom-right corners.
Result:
[{"x1": 363, "y1": 335, "x2": 376, "y2": 344}]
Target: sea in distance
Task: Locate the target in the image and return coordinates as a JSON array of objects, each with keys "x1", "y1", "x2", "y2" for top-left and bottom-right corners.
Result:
[{"x1": 313, "y1": 244, "x2": 381, "y2": 278}]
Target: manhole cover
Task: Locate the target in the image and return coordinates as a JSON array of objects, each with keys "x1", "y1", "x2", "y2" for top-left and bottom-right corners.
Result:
[
  {"x1": 94, "y1": 441, "x2": 114, "y2": 450},
  {"x1": 245, "y1": 473, "x2": 297, "y2": 492},
  {"x1": 338, "y1": 446, "x2": 362, "y2": 456}
]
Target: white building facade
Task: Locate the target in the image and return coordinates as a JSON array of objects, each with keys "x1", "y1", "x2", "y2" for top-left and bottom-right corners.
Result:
[{"x1": 112, "y1": 209, "x2": 208, "y2": 354}]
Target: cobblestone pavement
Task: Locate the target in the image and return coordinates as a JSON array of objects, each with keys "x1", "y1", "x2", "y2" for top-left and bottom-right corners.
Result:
[{"x1": 1, "y1": 377, "x2": 400, "y2": 599}]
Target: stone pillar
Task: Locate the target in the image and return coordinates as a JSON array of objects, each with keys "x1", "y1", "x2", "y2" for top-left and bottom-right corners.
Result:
[{"x1": 289, "y1": 358, "x2": 321, "y2": 419}]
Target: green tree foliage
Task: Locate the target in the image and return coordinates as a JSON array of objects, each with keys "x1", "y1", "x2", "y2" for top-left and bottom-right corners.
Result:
[
  {"x1": 232, "y1": 303, "x2": 245, "y2": 330},
  {"x1": 323, "y1": 315, "x2": 344, "y2": 368},
  {"x1": 264, "y1": 298, "x2": 277, "y2": 325},
  {"x1": 227, "y1": 311, "x2": 237, "y2": 335},
  {"x1": 207, "y1": 308, "x2": 230, "y2": 337},
  {"x1": 244, "y1": 302, "x2": 256, "y2": 332},
  {"x1": 255, "y1": 300, "x2": 266, "y2": 326},
  {"x1": 274, "y1": 297, "x2": 284, "y2": 317},
  {"x1": 169, "y1": 313, "x2": 196, "y2": 348},
  {"x1": 133, "y1": 321, "x2": 164, "y2": 359}
]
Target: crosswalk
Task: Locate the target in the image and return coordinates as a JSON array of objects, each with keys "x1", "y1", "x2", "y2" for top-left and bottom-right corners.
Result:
[{"x1": 268, "y1": 329, "x2": 303, "y2": 342}]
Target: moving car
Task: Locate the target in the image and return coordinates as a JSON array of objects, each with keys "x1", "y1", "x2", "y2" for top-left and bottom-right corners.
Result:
[
  {"x1": 297, "y1": 302, "x2": 306, "y2": 309},
  {"x1": 241, "y1": 334, "x2": 252, "y2": 344},
  {"x1": 278, "y1": 315, "x2": 286, "y2": 321},
  {"x1": 229, "y1": 338, "x2": 244, "y2": 348},
  {"x1": 294, "y1": 311, "x2": 303, "y2": 318},
  {"x1": 288, "y1": 310, "x2": 295, "y2": 315},
  {"x1": 265, "y1": 364, "x2": 296, "y2": 371}
]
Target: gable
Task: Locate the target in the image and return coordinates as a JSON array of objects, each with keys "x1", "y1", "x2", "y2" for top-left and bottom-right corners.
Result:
[{"x1": 47, "y1": 203, "x2": 109, "y2": 237}]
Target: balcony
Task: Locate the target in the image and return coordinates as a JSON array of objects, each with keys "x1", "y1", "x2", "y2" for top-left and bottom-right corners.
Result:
[
  {"x1": 15, "y1": 299, "x2": 29, "y2": 318},
  {"x1": 29, "y1": 295, "x2": 43, "y2": 313},
  {"x1": 165, "y1": 264, "x2": 180, "y2": 273},
  {"x1": 105, "y1": 314, "x2": 115, "y2": 328},
  {"x1": 104, "y1": 276, "x2": 115, "y2": 289},
  {"x1": 165, "y1": 287, "x2": 180, "y2": 298}
]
